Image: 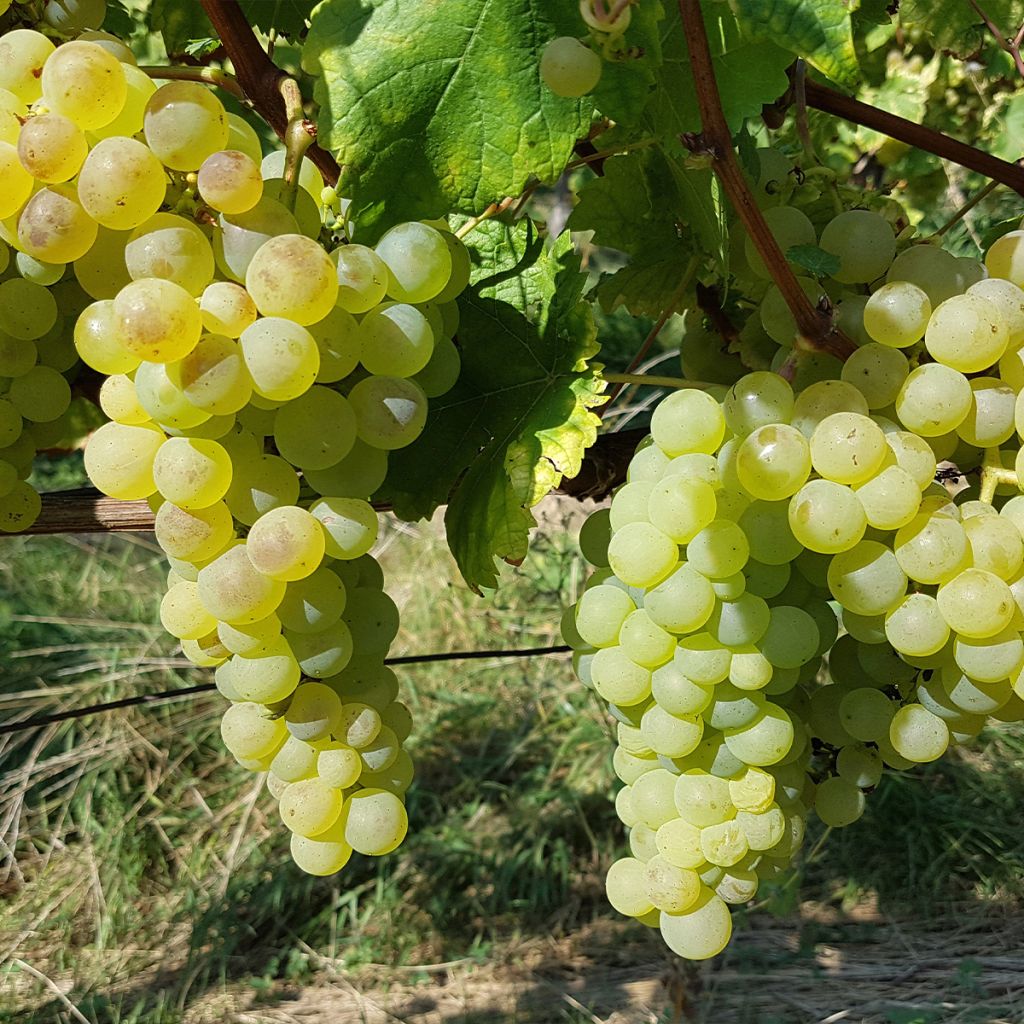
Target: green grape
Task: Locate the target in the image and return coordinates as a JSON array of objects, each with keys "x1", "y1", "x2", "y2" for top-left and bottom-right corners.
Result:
[
  {"x1": 218, "y1": 613, "x2": 282, "y2": 657},
  {"x1": 375, "y1": 221, "x2": 452, "y2": 304},
  {"x1": 925, "y1": 293, "x2": 1008, "y2": 373},
  {"x1": 724, "y1": 370, "x2": 794, "y2": 434},
  {"x1": 759, "y1": 277, "x2": 825, "y2": 346},
  {"x1": 413, "y1": 334, "x2": 460, "y2": 397},
  {"x1": 631, "y1": 769, "x2": 681, "y2": 829},
  {"x1": 278, "y1": 777, "x2": 343, "y2": 838},
  {"x1": 240, "y1": 317, "x2": 320, "y2": 402},
  {"x1": 144, "y1": 82, "x2": 228, "y2": 170},
  {"x1": 606, "y1": 521, "x2": 677, "y2": 589},
  {"x1": 743, "y1": 559, "x2": 789, "y2": 599},
  {"x1": 17, "y1": 112, "x2": 87, "y2": 183},
  {"x1": 77, "y1": 137, "x2": 167, "y2": 230},
  {"x1": 198, "y1": 149, "x2": 263, "y2": 214},
  {"x1": 349, "y1": 374, "x2": 428, "y2": 450},
  {"x1": 73, "y1": 226, "x2": 131, "y2": 300},
  {"x1": 198, "y1": 543, "x2": 286, "y2": 624},
  {"x1": 0, "y1": 400, "x2": 20, "y2": 446},
  {"x1": 620, "y1": 608, "x2": 675, "y2": 668},
  {"x1": 84, "y1": 421, "x2": 164, "y2": 499},
  {"x1": 273, "y1": 386, "x2": 357, "y2": 471},
  {"x1": 814, "y1": 777, "x2": 865, "y2": 827},
  {"x1": 340, "y1": 788, "x2": 408, "y2": 855},
  {"x1": 650, "y1": 662, "x2": 713, "y2": 716},
  {"x1": 854, "y1": 466, "x2": 921, "y2": 531},
  {"x1": 788, "y1": 479, "x2": 865, "y2": 554},
  {"x1": 893, "y1": 512, "x2": 969, "y2": 585},
  {"x1": 609, "y1": 480, "x2": 654, "y2": 531},
  {"x1": 659, "y1": 887, "x2": 732, "y2": 961},
  {"x1": 289, "y1": 819, "x2": 353, "y2": 876},
  {"x1": 336, "y1": 701, "x2": 382, "y2": 749},
  {"x1": 936, "y1": 568, "x2": 1015, "y2": 639},
  {"x1": 706, "y1": 593, "x2": 770, "y2": 647},
  {"x1": 835, "y1": 295, "x2": 873, "y2": 348},
  {"x1": 245, "y1": 234, "x2": 338, "y2": 325},
  {"x1": 43, "y1": 0, "x2": 107, "y2": 31},
  {"x1": 840, "y1": 343, "x2": 909, "y2": 409},
  {"x1": 686, "y1": 519, "x2": 749, "y2": 579},
  {"x1": 222, "y1": 112, "x2": 262, "y2": 166},
  {"x1": 246, "y1": 506, "x2": 326, "y2": 582},
  {"x1": 271, "y1": 734, "x2": 319, "y2": 783},
  {"x1": 650, "y1": 389, "x2": 725, "y2": 456},
  {"x1": 303, "y1": 439, "x2": 388, "y2": 499},
  {"x1": 700, "y1": 819, "x2": 748, "y2": 867},
  {"x1": 359, "y1": 301, "x2": 435, "y2": 377},
  {"x1": 220, "y1": 700, "x2": 286, "y2": 762},
  {"x1": 591, "y1": 646, "x2": 652, "y2": 705},
  {"x1": 0, "y1": 279, "x2": 58, "y2": 340},
  {"x1": 0, "y1": 30, "x2": 54, "y2": 103},
  {"x1": 224, "y1": 453, "x2": 301, "y2": 526},
  {"x1": 317, "y1": 742, "x2": 362, "y2": 789},
  {"x1": 790, "y1": 379, "x2": 868, "y2": 437},
  {"x1": 42, "y1": 41, "x2": 126, "y2": 130},
  {"x1": 215, "y1": 196, "x2": 300, "y2": 282},
  {"x1": 8, "y1": 365, "x2": 71, "y2": 422},
  {"x1": 964, "y1": 514, "x2": 1023, "y2": 579},
  {"x1": 170, "y1": 333, "x2": 252, "y2": 415},
  {"x1": 673, "y1": 770, "x2": 734, "y2": 828},
  {"x1": 641, "y1": 855, "x2": 701, "y2": 914},
  {"x1": 895, "y1": 363, "x2": 971, "y2": 436},
  {"x1": 0, "y1": 482, "x2": 42, "y2": 533},
  {"x1": 127, "y1": 213, "x2": 215, "y2": 296},
  {"x1": 745, "y1": 206, "x2": 815, "y2": 279},
  {"x1": 943, "y1": 668, "x2": 1012, "y2": 715},
  {"x1": 0, "y1": 141, "x2": 32, "y2": 218},
  {"x1": 758, "y1": 606, "x2": 819, "y2": 668},
  {"x1": 261, "y1": 177, "x2": 321, "y2": 238},
  {"x1": 627, "y1": 443, "x2": 671, "y2": 483},
  {"x1": 968, "y1": 277, "x2": 1024, "y2": 346},
  {"x1": 77, "y1": 30, "x2": 134, "y2": 62},
  {"x1": 309, "y1": 307, "x2": 361, "y2": 383},
  {"x1": 111, "y1": 279, "x2": 201, "y2": 365},
  {"x1": 647, "y1": 477, "x2": 716, "y2": 544},
  {"x1": 653, "y1": 817, "x2": 704, "y2": 870},
  {"x1": 310, "y1": 496, "x2": 378, "y2": 560},
  {"x1": 863, "y1": 281, "x2": 931, "y2": 348},
  {"x1": 332, "y1": 244, "x2": 389, "y2": 314},
  {"x1": 958, "y1": 377, "x2": 1015, "y2": 448},
  {"x1": 359, "y1": 725, "x2": 399, "y2": 772},
  {"x1": 277, "y1": 566, "x2": 346, "y2": 633},
  {"x1": 152, "y1": 436, "x2": 232, "y2": 509},
  {"x1": 836, "y1": 744, "x2": 883, "y2": 788},
  {"x1": 155, "y1": 500, "x2": 233, "y2": 563},
  {"x1": 18, "y1": 185, "x2": 98, "y2": 263},
  {"x1": 674, "y1": 633, "x2": 731, "y2": 686},
  {"x1": 886, "y1": 431, "x2": 936, "y2": 489},
  {"x1": 285, "y1": 682, "x2": 343, "y2": 743},
  {"x1": 576, "y1": 584, "x2": 635, "y2": 648},
  {"x1": 810, "y1": 412, "x2": 887, "y2": 486},
  {"x1": 16, "y1": 253, "x2": 64, "y2": 287},
  {"x1": 200, "y1": 282, "x2": 257, "y2": 338},
  {"x1": 838, "y1": 687, "x2": 894, "y2": 743},
  {"x1": 886, "y1": 245, "x2": 970, "y2": 306},
  {"x1": 735, "y1": 804, "x2": 785, "y2": 851},
  {"x1": 258, "y1": 150, "x2": 322, "y2": 201},
  {"x1": 739, "y1": 500, "x2": 802, "y2": 565},
  {"x1": 160, "y1": 580, "x2": 217, "y2": 640},
  {"x1": 819, "y1": 209, "x2": 896, "y2": 284},
  {"x1": 735, "y1": 423, "x2": 811, "y2": 500},
  {"x1": 92, "y1": 63, "x2": 156, "y2": 140},
  {"x1": 888, "y1": 703, "x2": 949, "y2": 763},
  {"x1": 540, "y1": 36, "x2": 602, "y2": 97},
  {"x1": 827, "y1": 540, "x2": 907, "y2": 617},
  {"x1": 433, "y1": 231, "x2": 471, "y2": 303},
  {"x1": 985, "y1": 229, "x2": 1024, "y2": 286}
]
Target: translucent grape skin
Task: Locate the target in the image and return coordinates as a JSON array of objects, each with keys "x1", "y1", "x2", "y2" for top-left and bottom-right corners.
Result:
[{"x1": 540, "y1": 37, "x2": 603, "y2": 97}]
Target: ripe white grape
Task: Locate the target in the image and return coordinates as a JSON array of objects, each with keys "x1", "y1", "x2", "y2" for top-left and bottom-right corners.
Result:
[
  {"x1": 819, "y1": 209, "x2": 896, "y2": 284},
  {"x1": 863, "y1": 281, "x2": 931, "y2": 348},
  {"x1": 77, "y1": 137, "x2": 168, "y2": 230},
  {"x1": 375, "y1": 222, "x2": 452, "y2": 304},
  {"x1": 0, "y1": 30, "x2": 54, "y2": 103},
  {"x1": 144, "y1": 81, "x2": 229, "y2": 170},
  {"x1": 925, "y1": 293, "x2": 1008, "y2": 373},
  {"x1": 42, "y1": 41, "x2": 126, "y2": 130},
  {"x1": 245, "y1": 234, "x2": 339, "y2": 325},
  {"x1": 127, "y1": 213, "x2": 216, "y2": 296}
]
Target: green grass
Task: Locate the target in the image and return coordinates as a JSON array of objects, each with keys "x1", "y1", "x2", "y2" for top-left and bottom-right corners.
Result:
[{"x1": 2, "y1": 493, "x2": 1024, "y2": 1023}]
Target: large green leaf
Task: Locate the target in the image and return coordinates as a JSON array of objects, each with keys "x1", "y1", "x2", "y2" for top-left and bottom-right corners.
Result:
[
  {"x1": 643, "y1": 6, "x2": 793, "y2": 149},
  {"x1": 729, "y1": 0, "x2": 858, "y2": 87},
  {"x1": 899, "y1": 0, "x2": 1024, "y2": 56},
  {"x1": 382, "y1": 221, "x2": 604, "y2": 591},
  {"x1": 303, "y1": 0, "x2": 592, "y2": 240}
]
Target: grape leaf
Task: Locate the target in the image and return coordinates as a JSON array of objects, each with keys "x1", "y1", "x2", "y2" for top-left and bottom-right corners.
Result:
[
  {"x1": 786, "y1": 244, "x2": 841, "y2": 277},
  {"x1": 899, "y1": 0, "x2": 1024, "y2": 56},
  {"x1": 149, "y1": 0, "x2": 313, "y2": 54},
  {"x1": 590, "y1": 0, "x2": 666, "y2": 125},
  {"x1": 381, "y1": 221, "x2": 604, "y2": 591},
  {"x1": 239, "y1": 0, "x2": 314, "y2": 39},
  {"x1": 643, "y1": 6, "x2": 793, "y2": 149},
  {"x1": 729, "y1": 0, "x2": 858, "y2": 87},
  {"x1": 595, "y1": 257, "x2": 692, "y2": 318},
  {"x1": 303, "y1": 0, "x2": 593, "y2": 241}
]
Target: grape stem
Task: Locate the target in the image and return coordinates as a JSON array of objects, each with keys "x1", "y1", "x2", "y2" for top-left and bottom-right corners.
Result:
[
  {"x1": 676, "y1": 0, "x2": 857, "y2": 362},
  {"x1": 969, "y1": 0, "x2": 1024, "y2": 80},
  {"x1": 279, "y1": 77, "x2": 313, "y2": 212},
  {"x1": 138, "y1": 65, "x2": 245, "y2": 101},
  {"x1": 199, "y1": 0, "x2": 341, "y2": 186},
  {"x1": 980, "y1": 448, "x2": 1017, "y2": 503},
  {"x1": 603, "y1": 372, "x2": 710, "y2": 389},
  {"x1": 934, "y1": 179, "x2": 1002, "y2": 237}
]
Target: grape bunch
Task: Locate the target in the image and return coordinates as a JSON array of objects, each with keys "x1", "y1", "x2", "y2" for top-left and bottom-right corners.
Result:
[
  {"x1": 539, "y1": 0, "x2": 634, "y2": 99},
  {"x1": 0, "y1": 25, "x2": 472, "y2": 874},
  {"x1": 565, "y1": 228, "x2": 1024, "y2": 960}
]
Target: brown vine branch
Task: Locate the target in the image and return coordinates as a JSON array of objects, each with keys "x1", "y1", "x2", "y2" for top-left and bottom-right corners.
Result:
[
  {"x1": 969, "y1": 0, "x2": 1024, "y2": 79},
  {"x1": 803, "y1": 79, "x2": 1024, "y2": 196},
  {"x1": 677, "y1": 0, "x2": 855, "y2": 361},
  {"x1": 199, "y1": 0, "x2": 341, "y2": 186}
]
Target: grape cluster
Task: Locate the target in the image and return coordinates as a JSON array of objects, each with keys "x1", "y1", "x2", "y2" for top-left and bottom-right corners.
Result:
[
  {"x1": 539, "y1": 1, "x2": 633, "y2": 99},
  {"x1": 566, "y1": 228, "x2": 1024, "y2": 960},
  {"x1": 0, "y1": 26, "x2": 472, "y2": 874}
]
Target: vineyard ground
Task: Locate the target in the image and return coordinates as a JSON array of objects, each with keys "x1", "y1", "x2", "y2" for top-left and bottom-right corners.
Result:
[{"x1": 2, "y1": 476, "x2": 1024, "y2": 1024}]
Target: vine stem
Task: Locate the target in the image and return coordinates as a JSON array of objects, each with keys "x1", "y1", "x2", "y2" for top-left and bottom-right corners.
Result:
[
  {"x1": 138, "y1": 65, "x2": 244, "y2": 100},
  {"x1": 604, "y1": 372, "x2": 710, "y2": 389},
  {"x1": 199, "y1": 0, "x2": 340, "y2": 186},
  {"x1": 935, "y1": 179, "x2": 1002, "y2": 236},
  {"x1": 803, "y1": 79, "x2": 1024, "y2": 196},
  {"x1": 279, "y1": 77, "x2": 313, "y2": 211},
  {"x1": 677, "y1": 0, "x2": 855, "y2": 362},
  {"x1": 980, "y1": 448, "x2": 1017, "y2": 503}
]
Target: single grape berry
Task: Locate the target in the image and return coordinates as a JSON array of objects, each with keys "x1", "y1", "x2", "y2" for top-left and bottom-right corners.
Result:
[{"x1": 540, "y1": 37, "x2": 602, "y2": 98}]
